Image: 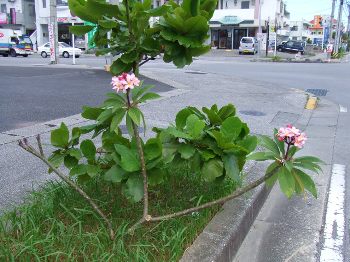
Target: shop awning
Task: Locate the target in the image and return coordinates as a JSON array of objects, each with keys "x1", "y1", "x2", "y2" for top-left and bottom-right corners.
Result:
[{"x1": 211, "y1": 15, "x2": 244, "y2": 25}]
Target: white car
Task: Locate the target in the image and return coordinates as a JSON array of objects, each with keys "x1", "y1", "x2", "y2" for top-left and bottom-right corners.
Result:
[
  {"x1": 38, "y1": 42, "x2": 82, "y2": 58},
  {"x1": 239, "y1": 37, "x2": 258, "y2": 55}
]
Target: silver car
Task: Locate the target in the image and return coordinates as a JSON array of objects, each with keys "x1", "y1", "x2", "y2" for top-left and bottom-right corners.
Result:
[{"x1": 239, "y1": 37, "x2": 258, "y2": 55}]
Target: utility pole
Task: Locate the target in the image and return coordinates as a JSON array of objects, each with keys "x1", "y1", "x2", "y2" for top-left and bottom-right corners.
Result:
[
  {"x1": 265, "y1": 18, "x2": 270, "y2": 57},
  {"x1": 327, "y1": 0, "x2": 337, "y2": 59},
  {"x1": 257, "y1": 0, "x2": 263, "y2": 56},
  {"x1": 347, "y1": 3, "x2": 350, "y2": 33},
  {"x1": 49, "y1": 0, "x2": 59, "y2": 64},
  {"x1": 335, "y1": 0, "x2": 344, "y2": 53}
]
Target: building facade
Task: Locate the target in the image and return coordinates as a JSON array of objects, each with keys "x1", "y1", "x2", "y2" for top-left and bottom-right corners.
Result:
[
  {"x1": 289, "y1": 20, "x2": 312, "y2": 42},
  {"x1": 34, "y1": 0, "x2": 84, "y2": 48},
  {"x1": 0, "y1": 0, "x2": 35, "y2": 35}
]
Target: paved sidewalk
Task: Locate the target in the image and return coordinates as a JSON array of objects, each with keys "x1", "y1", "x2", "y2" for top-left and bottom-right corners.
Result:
[{"x1": 234, "y1": 98, "x2": 341, "y2": 262}]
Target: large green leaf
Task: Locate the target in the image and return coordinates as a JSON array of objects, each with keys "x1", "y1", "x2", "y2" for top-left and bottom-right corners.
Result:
[
  {"x1": 148, "y1": 168, "x2": 165, "y2": 186},
  {"x1": 201, "y1": 158, "x2": 224, "y2": 182},
  {"x1": 265, "y1": 161, "x2": 281, "y2": 187},
  {"x1": 69, "y1": 25, "x2": 95, "y2": 35},
  {"x1": 114, "y1": 144, "x2": 140, "y2": 172},
  {"x1": 64, "y1": 155, "x2": 78, "y2": 169},
  {"x1": 237, "y1": 135, "x2": 257, "y2": 153},
  {"x1": 103, "y1": 165, "x2": 126, "y2": 183},
  {"x1": 202, "y1": 106, "x2": 222, "y2": 125},
  {"x1": 138, "y1": 92, "x2": 161, "y2": 103},
  {"x1": 186, "y1": 114, "x2": 205, "y2": 139},
  {"x1": 80, "y1": 140, "x2": 96, "y2": 160},
  {"x1": 273, "y1": 128, "x2": 285, "y2": 156},
  {"x1": 110, "y1": 59, "x2": 133, "y2": 76},
  {"x1": 294, "y1": 168, "x2": 317, "y2": 198},
  {"x1": 218, "y1": 104, "x2": 236, "y2": 119},
  {"x1": 48, "y1": 152, "x2": 65, "y2": 169},
  {"x1": 144, "y1": 138, "x2": 162, "y2": 161},
  {"x1": 175, "y1": 108, "x2": 192, "y2": 129},
  {"x1": 260, "y1": 135, "x2": 281, "y2": 157},
  {"x1": 221, "y1": 116, "x2": 242, "y2": 142},
  {"x1": 81, "y1": 106, "x2": 103, "y2": 120},
  {"x1": 184, "y1": 16, "x2": 208, "y2": 35},
  {"x1": 128, "y1": 107, "x2": 142, "y2": 126},
  {"x1": 223, "y1": 154, "x2": 240, "y2": 182},
  {"x1": 110, "y1": 108, "x2": 126, "y2": 132},
  {"x1": 124, "y1": 175, "x2": 144, "y2": 202},
  {"x1": 51, "y1": 123, "x2": 69, "y2": 148},
  {"x1": 98, "y1": 19, "x2": 117, "y2": 29},
  {"x1": 178, "y1": 143, "x2": 196, "y2": 159},
  {"x1": 278, "y1": 166, "x2": 295, "y2": 198}
]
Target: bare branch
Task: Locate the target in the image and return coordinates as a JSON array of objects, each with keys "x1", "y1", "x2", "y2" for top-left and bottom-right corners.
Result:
[
  {"x1": 18, "y1": 139, "x2": 115, "y2": 240},
  {"x1": 139, "y1": 57, "x2": 153, "y2": 67},
  {"x1": 36, "y1": 135, "x2": 45, "y2": 157}
]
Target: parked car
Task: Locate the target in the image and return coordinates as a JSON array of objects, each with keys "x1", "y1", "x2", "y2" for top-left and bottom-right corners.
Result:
[
  {"x1": 239, "y1": 37, "x2": 258, "y2": 55},
  {"x1": 38, "y1": 42, "x2": 82, "y2": 58},
  {"x1": 277, "y1": 40, "x2": 305, "y2": 54}
]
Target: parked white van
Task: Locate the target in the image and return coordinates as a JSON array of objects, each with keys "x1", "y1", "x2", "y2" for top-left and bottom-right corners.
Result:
[{"x1": 239, "y1": 37, "x2": 258, "y2": 55}]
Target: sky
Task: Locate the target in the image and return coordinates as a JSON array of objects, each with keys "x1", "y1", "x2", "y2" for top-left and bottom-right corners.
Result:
[{"x1": 286, "y1": 0, "x2": 346, "y2": 21}]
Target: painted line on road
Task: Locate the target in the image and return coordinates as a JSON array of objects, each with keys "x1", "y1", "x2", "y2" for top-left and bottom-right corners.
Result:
[
  {"x1": 339, "y1": 105, "x2": 347, "y2": 113},
  {"x1": 319, "y1": 164, "x2": 346, "y2": 262}
]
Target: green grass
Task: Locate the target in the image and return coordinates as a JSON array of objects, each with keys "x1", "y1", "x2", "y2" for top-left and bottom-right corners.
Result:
[{"x1": 0, "y1": 165, "x2": 236, "y2": 261}]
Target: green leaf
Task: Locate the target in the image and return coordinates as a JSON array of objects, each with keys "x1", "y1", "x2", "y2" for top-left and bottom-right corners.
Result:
[
  {"x1": 165, "y1": 126, "x2": 192, "y2": 140},
  {"x1": 51, "y1": 123, "x2": 69, "y2": 148},
  {"x1": 48, "y1": 152, "x2": 65, "y2": 169},
  {"x1": 144, "y1": 138, "x2": 162, "y2": 161},
  {"x1": 124, "y1": 175, "x2": 144, "y2": 202},
  {"x1": 80, "y1": 140, "x2": 96, "y2": 160},
  {"x1": 217, "y1": 104, "x2": 236, "y2": 119},
  {"x1": 81, "y1": 106, "x2": 103, "y2": 120},
  {"x1": 97, "y1": 108, "x2": 113, "y2": 124},
  {"x1": 110, "y1": 59, "x2": 133, "y2": 76},
  {"x1": 294, "y1": 168, "x2": 318, "y2": 198},
  {"x1": 120, "y1": 51, "x2": 139, "y2": 64},
  {"x1": 64, "y1": 155, "x2": 79, "y2": 169},
  {"x1": 103, "y1": 165, "x2": 126, "y2": 183},
  {"x1": 221, "y1": 116, "x2": 242, "y2": 141},
  {"x1": 178, "y1": 143, "x2": 196, "y2": 159},
  {"x1": 293, "y1": 161, "x2": 322, "y2": 174},
  {"x1": 70, "y1": 164, "x2": 87, "y2": 177},
  {"x1": 278, "y1": 166, "x2": 295, "y2": 198},
  {"x1": 114, "y1": 144, "x2": 140, "y2": 172},
  {"x1": 98, "y1": 19, "x2": 117, "y2": 29},
  {"x1": 175, "y1": 108, "x2": 192, "y2": 129},
  {"x1": 186, "y1": 114, "x2": 205, "y2": 139},
  {"x1": 198, "y1": 149, "x2": 216, "y2": 161},
  {"x1": 237, "y1": 135, "x2": 258, "y2": 153},
  {"x1": 202, "y1": 106, "x2": 222, "y2": 125},
  {"x1": 127, "y1": 107, "x2": 142, "y2": 126},
  {"x1": 260, "y1": 135, "x2": 281, "y2": 157},
  {"x1": 201, "y1": 159, "x2": 224, "y2": 182},
  {"x1": 294, "y1": 156, "x2": 324, "y2": 164},
  {"x1": 69, "y1": 25, "x2": 95, "y2": 35},
  {"x1": 67, "y1": 148, "x2": 82, "y2": 160},
  {"x1": 148, "y1": 168, "x2": 165, "y2": 186},
  {"x1": 223, "y1": 154, "x2": 240, "y2": 182},
  {"x1": 247, "y1": 152, "x2": 276, "y2": 161},
  {"x1": 265, "y1": 161, "x2": 281, "y2": 187},
  {"x1": 125, "y1": 114, "x2": 134, "y2": 136},
  {"x1": 110, "y1": 108, "x2": 126, "y2": 132},
  {"x1": 273, "y1": 128, "x2": 285, "y2": 156},
  {"x1": 138, "y1": 92, "x2": 161, "y2": 103},
  {"x1": 86, "y1": 165, "x2": 100, "y2": 178}
]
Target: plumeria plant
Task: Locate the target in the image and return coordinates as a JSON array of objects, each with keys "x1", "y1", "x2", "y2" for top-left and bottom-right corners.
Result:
[
  {"x1": 18, "y1": 0, "x2": 323, "y2": 240},
  {"x1": 247, "y1": 125, "x2": 323, "y2": 198}
]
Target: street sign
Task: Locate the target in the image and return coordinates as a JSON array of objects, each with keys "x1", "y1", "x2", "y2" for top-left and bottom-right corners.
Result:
[{"x1": 326, "y1": 44, "x2": 333, "y2": 53}]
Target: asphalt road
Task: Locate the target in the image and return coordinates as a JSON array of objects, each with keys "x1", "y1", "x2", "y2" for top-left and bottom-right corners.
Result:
[{"x1": 0, "y1": 66, "x2": 173, "y2": 132}]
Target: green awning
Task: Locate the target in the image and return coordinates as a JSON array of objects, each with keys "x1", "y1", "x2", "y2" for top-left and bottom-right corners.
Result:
[{"x1": 210, "y1": 15, "x2": 244, "y2": 25}]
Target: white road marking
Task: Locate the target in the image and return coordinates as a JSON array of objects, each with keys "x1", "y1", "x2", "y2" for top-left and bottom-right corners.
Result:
[
  {"x1": 339, "y1": 105, "x2": 347, "y2": 113},
  {"x1": 319, "y1": 164, "x2": 346, "y2": 262}
]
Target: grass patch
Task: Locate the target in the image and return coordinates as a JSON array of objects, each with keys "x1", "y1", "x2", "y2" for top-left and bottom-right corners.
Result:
[{"x1": 0, "y1": 164, "x2": 236, "y2": 261}]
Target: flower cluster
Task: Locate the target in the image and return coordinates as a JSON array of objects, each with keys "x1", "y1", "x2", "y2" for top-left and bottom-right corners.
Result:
[
  {"x1": 111, "y1": 73, "x2": 140, "y2": 93},
  {"x1": 277, "y1": 124, "x2": 307, "y2": 148}
]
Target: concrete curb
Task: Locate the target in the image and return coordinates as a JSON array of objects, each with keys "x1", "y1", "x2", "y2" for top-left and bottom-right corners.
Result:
[{"x1": 180, "y1": 162, "x2": 271, "y2": 262}]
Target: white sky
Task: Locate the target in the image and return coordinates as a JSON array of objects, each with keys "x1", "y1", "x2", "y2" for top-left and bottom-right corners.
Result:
[{"x1": 286, "y1": 0, "x2": 348, "y2": 22}]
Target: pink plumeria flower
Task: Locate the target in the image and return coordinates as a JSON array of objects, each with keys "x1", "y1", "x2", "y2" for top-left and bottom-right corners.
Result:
[
  {"x1": 294, "y1": 132, "x2": 307, "y2": 148},
  {"x1": 111, "y1": 73, "x2": 140, "y2": 93}
]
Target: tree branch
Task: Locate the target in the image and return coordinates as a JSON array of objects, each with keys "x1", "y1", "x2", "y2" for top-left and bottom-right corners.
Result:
[
  {"x1": 139, "y1": 57, "x2": 154, "y2": 67},
  {"x1": 126, "y1": 89, "x2": 149, "y2": 219},
  {"x1": 18, "y1": 137, "x2": 115, "y2": 240}
]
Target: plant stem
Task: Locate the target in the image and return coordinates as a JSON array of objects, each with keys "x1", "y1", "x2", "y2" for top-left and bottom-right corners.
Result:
[
  {"x1": 126, "y1": 89, "x2": 149, "y2": 219},
  {"x1": 129, "y1": 170, "x2": 276, "y2": 231},
  {"x1": 284, "y1": 142, "x2": 291, "y2": 160},
  {"x1": 18, "y1": 138, "x2": 115, "y2": 241}
]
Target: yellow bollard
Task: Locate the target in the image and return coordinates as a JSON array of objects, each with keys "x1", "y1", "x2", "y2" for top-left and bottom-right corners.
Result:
[
  {"x1": 104, "y1": 65, "x2": 111, "y2": 72},
  {"x1": 305, "y1": 96, "x2": 318, "y2": 110}
]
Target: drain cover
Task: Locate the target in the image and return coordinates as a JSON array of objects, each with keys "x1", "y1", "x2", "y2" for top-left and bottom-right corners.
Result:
[
  {"x1": 185, "y1": 71, "x2": 207, "y2": 75},
  {"x1": 239, "y1": 110, "x2": 266, "y2": 116},
  {"x1": 305, "y1": 89, "x2": 328, "y2": 97}
]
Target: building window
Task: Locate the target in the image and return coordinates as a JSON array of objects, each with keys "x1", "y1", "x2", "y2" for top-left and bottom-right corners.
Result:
[
  {"x1": 241, "y1": 1, "x2": 250, "y2": 9},
  {"x1": 29, "y1": 4, "x2": 35, "y2": 17},
  {"x1": 291, "y1": 26, "x2": 298, "y2": 31},
  {"x1": 42, "y1": 0, "x2": 46, "y2": 8},
  {"x1": 0, "y1": 4, "x2": 6, "y2": 13}
]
